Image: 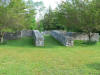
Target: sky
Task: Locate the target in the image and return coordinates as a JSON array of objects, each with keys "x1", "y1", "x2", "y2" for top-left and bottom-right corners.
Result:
[
  {"x1": 33, "y1": 0, "x2": 66, "y2": 20},
  {"x1": 34, "y1": 0, "x2": 65, "y2": 9}
]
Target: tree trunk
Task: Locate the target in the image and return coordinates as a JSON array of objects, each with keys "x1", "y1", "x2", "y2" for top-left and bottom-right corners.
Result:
[
  {"x1": 0, "y1": 36, "x2": 4, "y2": 43},
  {"x1": 88, "y1": 32, "x2": 91, "y2": 41},
  {"x1": 0, "y1": 32, "x2": 5, "y2": 43},
  {"x1": 88, "y1": 32, "x2": 93, "y2": 42}
]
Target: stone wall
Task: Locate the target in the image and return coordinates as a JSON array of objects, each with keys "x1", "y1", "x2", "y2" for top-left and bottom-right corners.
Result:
[
  {"x1": 3, "y1": 30, "x2": 44, "y2": 47},
  {"x1": 51, "y1": 30, "x2": 74, "y2": 46},
  {"x1": 32, "y1": 30, "x2": 44, "y2": 46},
  {"x1": 4, "y1": 30, "x2": 33, "y2": 40},
  {"x1": 21, "y1": 30, "x2": 33, "y2": 37},
  {"x1": 66, "y1": 32, "x2": 99, "y2": 42},
  {"x1": 4, "y1": 32, "x2": 21, "y2": 40},
  {"x1": 41, "y1": 31, "x2": 51, "y2": 35}
]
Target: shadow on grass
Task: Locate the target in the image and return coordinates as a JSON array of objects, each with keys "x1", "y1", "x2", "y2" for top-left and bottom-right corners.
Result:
[
  {"x1": 4, "y1": 37, "x2": 34, "y2": 47},
  {"x1": 87, "y1": 63, "x2": 100, "y2": 71},
  {"x1": 74, "y1": 40, "x2": 97, "y2": 47}
]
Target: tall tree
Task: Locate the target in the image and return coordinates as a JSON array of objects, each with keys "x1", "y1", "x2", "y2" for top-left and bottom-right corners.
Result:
[
  {"x1": 24, "y1": 0, "x2": 36, "y2": 30},
  {"x1": 57, "y1": 0, "x2": 100, "y2": 41},
  {"x1": 40, "y1": 7, "x2": 64, "y2": 30},
  {"x1": 0, "y1": 0, "x2": 29, "y2": 43}
]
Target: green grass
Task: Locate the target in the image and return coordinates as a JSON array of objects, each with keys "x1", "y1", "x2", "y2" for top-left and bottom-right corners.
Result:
[{"x1": 0, "y1": 35, "x2": 100, "y2": 75}]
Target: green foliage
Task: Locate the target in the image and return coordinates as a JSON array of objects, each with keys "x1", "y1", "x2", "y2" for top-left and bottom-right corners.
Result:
[
  {"x1": 0, "y1": 0, "x2": 40, "y2": 42},
  {"x1": 37, "y1": 21, "x2": 44, "y2": 31},
  {"x1": 0, "y1": 0, "x2": 26, "y2": 43},
  {"x1": 41, "y1": 0, "x2": 100, "y2": 35},
  {"x1": 24, "y1": 0, "x2": 37, "y2": 30},
  {"x1": 0, "y1": 0, "x2": 26, "y2": 32},
  {"x1": 40, "y1": 7, "x2": 65, "y2": 30},
  {"x1": 40, "y1": 0, "x2": 100, "y2": 41},
  {"x1": 57, "y1": 0, "x2": 100, "y2": 32}
]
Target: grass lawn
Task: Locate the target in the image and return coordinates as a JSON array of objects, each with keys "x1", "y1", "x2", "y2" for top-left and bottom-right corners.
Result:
[{"x1": 0, "y1": 35, "x2": 100, "y2": 75}]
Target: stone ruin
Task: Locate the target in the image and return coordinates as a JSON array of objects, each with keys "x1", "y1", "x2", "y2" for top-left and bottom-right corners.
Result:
[
  {"x1": 51, "y1": 30, "x2": 74, "y2": 46},
  {"x1": 32, "y1": 30, "x2": 44, "y2": 46},
  {"x1": 4, "y1": 32, "x2": 21, "y2": 40},
  {"x1": 3, "y1": 30, "x2": 44, "y2": 47},
  {"x1": 66, "y1": 32, "x2": 99, "y2": 42},
  {"x1": 21, "y1": 30, "x2": 33, "y2": 37},
  {"x1": 50, "y1": 30, "x2": 100, "y2": 46},
  {"x1": 2, "y1": 30, "x2": 100, "y2": 47}
]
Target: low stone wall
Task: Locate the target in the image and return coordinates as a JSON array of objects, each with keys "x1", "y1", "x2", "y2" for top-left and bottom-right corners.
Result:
[
  {"x1": 66, "y1": 32, "x2": 99, "y2": 42},
  {"x1": 32, "y1": 30, "x2": 44, "y2": 46},
  {"x1": 21, "y1": 30, "x2": 33, "y2": 37},
  {"x1": 41, "y1": 31, "x2": 51, "y2": 35},
  {"x1": 4, "y1": 30, "x2": 33, "y2": 40},
  {"x1": 4, "y1": 32, "x2": 21, "y2": 40},
  {"x1": 51, "y1": 30, "x2": 74, "y2": 46}
]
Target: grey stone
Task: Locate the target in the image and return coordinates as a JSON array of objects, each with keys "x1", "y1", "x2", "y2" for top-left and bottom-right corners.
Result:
[
  {"x1": 4, "y1": 32, "x2": 21, "y2": 40},
  {"x1": 41, "y1": 31, "x2": 51, "y2": 35},
  {"x1": 66, "y1": 32, "x2": 99, "y2": 42},
  {"x1": 51, "y1": 30, "x2": 74, "y2": 46},
  {"x1": 33, "y1": 30, "x2": 44, "y2": 46},
  {"x1": 21, "y1": 30, "x2": 33, "y2": 37}
]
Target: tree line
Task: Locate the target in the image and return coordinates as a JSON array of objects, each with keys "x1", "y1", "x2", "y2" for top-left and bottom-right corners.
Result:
[
  {"x1": 40, "y1": 0, "x2": 100, "y2": 41},
  {"x1": 0, "y1": 0, "x2": 100, "y2": 43}
]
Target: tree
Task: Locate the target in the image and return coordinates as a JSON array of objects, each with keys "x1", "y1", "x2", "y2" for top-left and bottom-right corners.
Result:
[
  {"x1": 24, "y1": 0, "x2": 36, "y2": 30},
  {"x1": 56, "y1": 0, "x2": 100, "y2": 41},
  {"x1": 40, "y1": 7, "x2": 64, "y2": 30},
  {"x1": 0, "y1": 0, "x2": 36, "y2": 43},
  {"x1": 35, "y1": 1, "x2": 45, "y2": 30}
]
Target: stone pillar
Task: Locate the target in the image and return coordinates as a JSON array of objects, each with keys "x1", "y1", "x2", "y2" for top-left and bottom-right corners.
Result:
[{"x1": 32, "y1": 30, "x2": 44, "y2": 46}]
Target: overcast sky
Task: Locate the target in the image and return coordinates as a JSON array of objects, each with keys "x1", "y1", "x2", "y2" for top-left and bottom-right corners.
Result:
[
  {"x1": 34, "y1": 0, "x2": 65, "y2": 9},
  {"x1": 33, "y1": 0, "x2": 65, "y2": 20}
]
